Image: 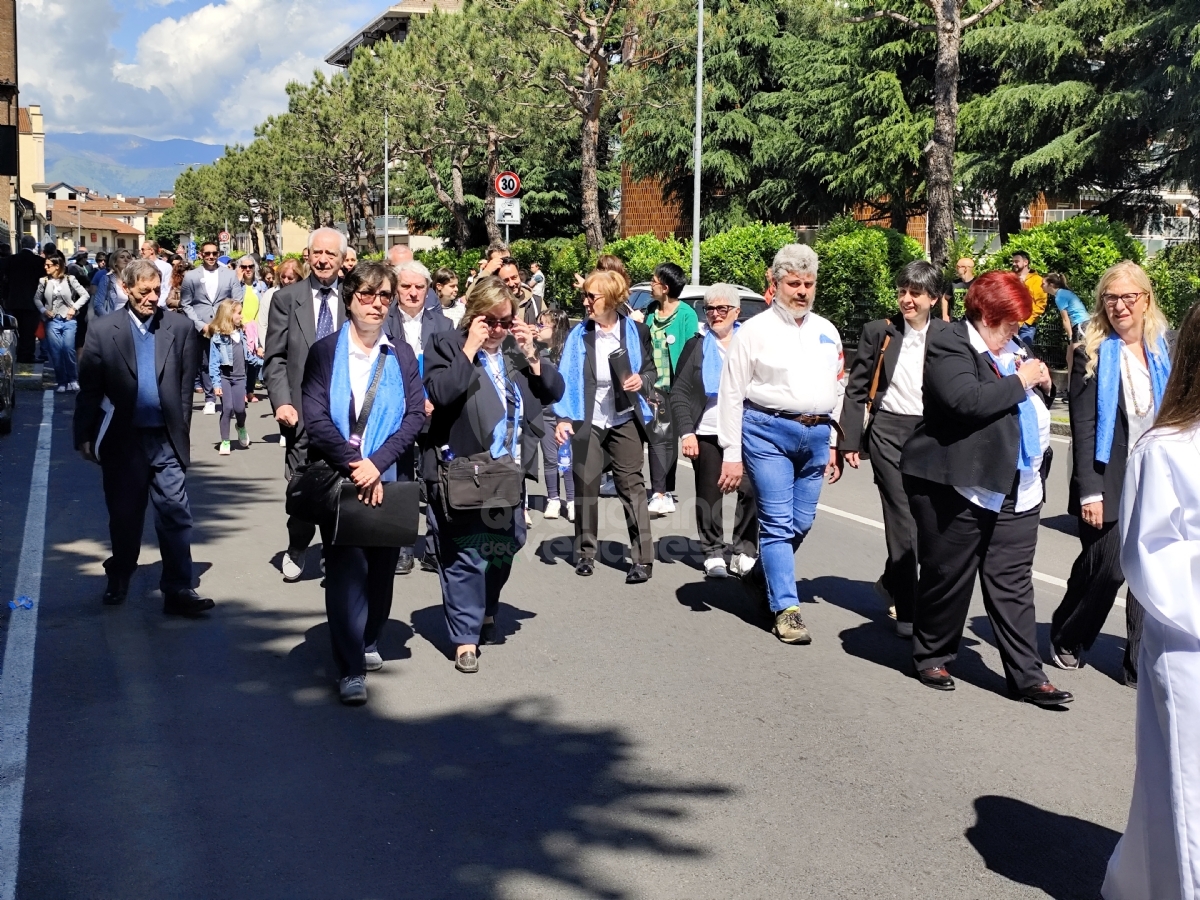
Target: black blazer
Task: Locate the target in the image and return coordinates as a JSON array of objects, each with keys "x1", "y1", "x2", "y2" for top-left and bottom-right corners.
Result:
[
  {"x1": 384, "y1": 302, "x2": 453, "y2": 358},
  {"x1": 554, "y1": 316, "x2": 657, "y2": 443},
  {"x1": 840, "y1": 313, "x2": 906, "y2": 454},
  {"x1": 74, "y1": 306, "x2": 198, "y2": 468},
  {"x1": 264, "y1": 275, "x2": 347, "y2": 431},
  {"x1": 300, "y1": 332, "x2": 427, "y2": 479},
  {"x1": 669, "y1": 334, "x2": 708, "y2": 437},
  {"x1": 900, "y1": 319, "x2": 1052, "y2": 494},
  {"x1": 5, "y1": 250, "x2": 47, "y2": 311},
  {"x1": 422, "y1": 330, "x2": 566, "y2": 482}
]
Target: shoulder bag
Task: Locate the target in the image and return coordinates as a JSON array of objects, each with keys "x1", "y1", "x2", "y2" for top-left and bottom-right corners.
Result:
[{"x1": 285, "y1": 353, "x2": 421, "y2": 547}]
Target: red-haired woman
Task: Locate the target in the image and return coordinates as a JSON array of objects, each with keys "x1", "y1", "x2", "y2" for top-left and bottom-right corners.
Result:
[{"x1": 900, "y1": 271, "x2": 1073, "y2": 706}]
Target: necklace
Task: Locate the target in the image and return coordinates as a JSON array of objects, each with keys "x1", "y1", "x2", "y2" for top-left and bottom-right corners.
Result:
[{"x1": 1120, "y1": 345, "x2": 1153, "y2": 418}]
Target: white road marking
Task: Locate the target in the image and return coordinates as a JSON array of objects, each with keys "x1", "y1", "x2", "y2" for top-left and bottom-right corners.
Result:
[{"x1": 0, "y1": 391, "x2": 54, "y2": 899}]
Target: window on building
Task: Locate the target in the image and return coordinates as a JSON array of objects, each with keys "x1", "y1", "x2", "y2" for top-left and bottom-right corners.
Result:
[
  {"x1": 101, "y1": 237, "x2": 108, "y2": 249},
  {"x1": 117, "y1": 238, "x2": 125, "y2": 249},
  {"x1": 68, "y1": 192, "x2": 77, "y2": 200}
]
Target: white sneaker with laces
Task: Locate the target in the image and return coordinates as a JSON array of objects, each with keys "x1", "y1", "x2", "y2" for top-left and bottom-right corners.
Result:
[
  {"x1": 544, "y1": 499, "x2": 562, "y2": 520},
  {"x1": 661, "y1": 494, "x2": 677, "y2": 514},
  {"x1": 281, "y1": 552, "x2": 304, "y2": 582},
  {"x1": 203, "y1": 401, "x2": 216, "y2": 415},
  {"x1": 55, "y1": 385, "x2": 67, "y2": 393},
  {"x1": 704, "y1": 557, "x2": 729, "y2": 579},
  {"x1": 730, "y1": 553, "x2": 757, "y2": 577},
  {"x1": 68, "y1": 381, "x2": 80, "y2": 392},
  {"x1": 566, "y1": 500, "x2": 575, "y2": 522},
  {"x1": 648, "y1": 494, "x2": 665, "y2": 516},
  {"x1": 364, "y1": 650, "x2": 384, "y2": 671}
]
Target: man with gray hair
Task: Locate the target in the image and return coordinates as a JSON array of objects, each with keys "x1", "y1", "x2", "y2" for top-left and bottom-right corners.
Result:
[
  {"x1": 716, "y1": 243, "x2": 846, "y2": 645},
  {"x1": 264, "y1": 226, "x2": 347, "y2": 581},
  {"x1": 387, "y1": 243, "x2": 440, "y2": 310},
  {"x1": 74, "y1": 258, "x2": 214, "y2": 616}
]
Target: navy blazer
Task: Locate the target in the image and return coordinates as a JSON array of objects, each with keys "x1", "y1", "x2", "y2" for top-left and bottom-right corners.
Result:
[
  {"x1": 421, "y1": 330, "x2": 565, "y2": 482},
  {"x1": 300, "y1": 331, "x2": 427, "y2": 479},
  {"x1": 384, "y1": 302, "x2": 453, "y2": 359}
]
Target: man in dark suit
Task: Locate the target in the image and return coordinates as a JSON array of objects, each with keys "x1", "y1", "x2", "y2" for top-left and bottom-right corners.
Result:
[
  {"x1": 6, "y1": 236, "x2": 50, "y2": 363},
  {"x1": 384, "y1": 258, "x2": 452, "y2": 573},
  {"x1": 181, "y1": 240, "x2": 244, "y2": 413},
  {"x1": 264, "y1": 227, "x2": 346, "y2": 582},
  {"x1": 74, "y1": 259, "x2": 214, "y2": 616}
]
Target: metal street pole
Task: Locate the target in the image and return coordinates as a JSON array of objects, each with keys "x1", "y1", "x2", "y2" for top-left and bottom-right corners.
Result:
[
  {"x1": 690, "y1": 0, "x2": 704, "y2": 285},
  {"x1": 383, "y1": 107, "x2": 389, "y2": 254}
]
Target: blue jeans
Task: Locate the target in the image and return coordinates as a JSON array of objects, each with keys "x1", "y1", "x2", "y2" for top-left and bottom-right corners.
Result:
[
  {"x1": 1017, "y1": 323, "x2": 1037, "y2": 346},
  {"x1": 741, "y1": 409, "x2": 829, "y2": 612},
  {"x1": 45, "y1": 317, "x2": 78, "y2": 385}
]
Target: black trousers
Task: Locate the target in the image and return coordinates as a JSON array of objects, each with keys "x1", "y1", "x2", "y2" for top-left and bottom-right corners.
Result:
[
  {"x1": 283, "y1": 425, "x2": 328, "y2": 557},
  {"x1": 693, "y1": 434, "x2": 758, "y2": 558},
  {"x1": 573, "y1": 419, "x2": 653, "y2": 566},
  {"x1": 13, "y1": 308, "x2": 40, "y2": 363},
  {"x1": 324, "y1": 543, "x2": 400, "y2": 679},
  {"x1": 907, "y1": 478, "x2": 1047, "y2": 692},
  {"x1": 1050, "y1": 519, "x2": 1143, "y2": 680},
  {"x1": 867, "y1": 411, "x2": 922, "y2": 624},
  {"x1": 101, "y1": 428, "x2": 194, "y2": 594},
  {"x1": 648, "y1": 393, "x2": 678, "y2": 496}
]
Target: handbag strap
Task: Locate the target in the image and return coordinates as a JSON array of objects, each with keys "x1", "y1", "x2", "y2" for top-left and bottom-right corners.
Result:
[
  {"x1": 352, "y1": 351, "x2": 388, "y2": 439},
  {"x1": 867, "y1": 334, "x2": 892, "y2": 405}
]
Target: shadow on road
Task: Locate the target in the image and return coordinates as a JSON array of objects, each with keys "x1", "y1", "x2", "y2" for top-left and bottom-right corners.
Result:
[
  {"x1": 966, "y1": 795, "x2": 1120, "y2": 899},
  {"x1": 411, "y1": 601, "x2": 537, "y2": 659}
]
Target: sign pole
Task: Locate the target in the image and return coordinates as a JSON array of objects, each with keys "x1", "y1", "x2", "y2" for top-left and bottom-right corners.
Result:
[{"x1": 505, "y1": 223, "x2": 509, "y2": 245}]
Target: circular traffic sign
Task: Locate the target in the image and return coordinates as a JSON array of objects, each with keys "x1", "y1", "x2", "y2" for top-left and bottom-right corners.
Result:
[
  {"x1": 218, "y1": 230, "x2": 231, "y2": 242},
  {"x1": 495, "y1": 171, "x2": 521, "y2": 199}
]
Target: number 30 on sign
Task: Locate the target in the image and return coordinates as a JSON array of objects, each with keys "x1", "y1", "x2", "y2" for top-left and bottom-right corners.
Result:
[{"x1": 495, "y1": 171, "x2": 521, "y2": 198}]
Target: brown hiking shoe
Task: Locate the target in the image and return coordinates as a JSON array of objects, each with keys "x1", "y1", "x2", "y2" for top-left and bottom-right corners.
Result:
[{"x1": 773, "y1": 606, "x2": 812, "y2": 644}]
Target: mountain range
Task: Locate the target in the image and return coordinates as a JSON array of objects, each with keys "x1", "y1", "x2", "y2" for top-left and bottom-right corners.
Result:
[{"x1": 44, "y1": 133, "x2": 225, "y2": 198}]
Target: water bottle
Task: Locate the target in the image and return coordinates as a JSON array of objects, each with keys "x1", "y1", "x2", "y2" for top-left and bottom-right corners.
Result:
[
  {"x1": 441, "y1": 445, "x2": 455, "y2": 464},
  {"x1": 557, "y1": 443, "x2": 571, "y2": 475}
]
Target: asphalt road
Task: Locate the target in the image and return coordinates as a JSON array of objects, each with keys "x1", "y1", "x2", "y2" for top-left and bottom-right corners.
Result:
[{"x1": 0, "y1": 390, "x2": 1133, "y2": 899}]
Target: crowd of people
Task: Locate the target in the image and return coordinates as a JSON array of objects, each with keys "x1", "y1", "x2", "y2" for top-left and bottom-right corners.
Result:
[{"x1": 29, "y1": 222, "x2": 1198, "y2": 896}]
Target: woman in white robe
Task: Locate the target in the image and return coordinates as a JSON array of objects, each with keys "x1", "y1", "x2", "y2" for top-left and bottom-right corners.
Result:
[{"x1": 1104, "y1": 302, "x2": 1200, "y2": 900}]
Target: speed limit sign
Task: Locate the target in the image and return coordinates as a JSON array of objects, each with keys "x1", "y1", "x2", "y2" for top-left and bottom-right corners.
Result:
[
  {"x1": 218, "y1": 230, "x2": 231, "y2": 242},
  {"x1": 495, "y1": 171, "x2": 521, "y2": 198}
]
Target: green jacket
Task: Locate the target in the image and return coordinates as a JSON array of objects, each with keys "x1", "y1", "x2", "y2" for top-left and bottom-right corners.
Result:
[{"x1": 647, "y1": 300, "x2": 699, "y2": 391}]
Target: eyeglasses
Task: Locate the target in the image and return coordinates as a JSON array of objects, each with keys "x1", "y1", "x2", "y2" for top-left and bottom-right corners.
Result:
[
  {"x1": 483, "y1": 316, "x2": 514, "y2": 330},
  {"x1": 704, "y1": 305, "x2": 735, "y2": 315},
  {"x1": 1101, "y1": 292, "x2": 1146, "y2": 308},
  {"x1": 353, "y1": 290, "x2": 392, "y2": 306}
]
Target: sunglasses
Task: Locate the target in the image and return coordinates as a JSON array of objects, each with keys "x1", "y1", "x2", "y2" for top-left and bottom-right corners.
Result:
[
  {"x1": 583, "y1": 291, "x2": 603, "y2": 302},
  {"x1": 238, "y1": 264, "x2": 255, "y2": 270},
  {"x1": 704, "y1": 305, "x2": 735, "y2": 315},
  {"x1": 201, "y1": 251, "x2": 219, "y2": 257},
  {"x1": 483, "y1": 316, "x2": 514, "y2": 330},
  {"x1": 353, "y1": 290, "x2": 393, "y2": 305}
]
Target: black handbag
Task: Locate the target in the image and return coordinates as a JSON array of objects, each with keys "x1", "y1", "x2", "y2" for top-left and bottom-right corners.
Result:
[{"x1": 439, "y1": 451, "x2": 524, "y2": 512}]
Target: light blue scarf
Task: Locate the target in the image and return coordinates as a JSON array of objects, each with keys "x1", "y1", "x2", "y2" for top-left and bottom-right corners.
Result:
[
  {"x1": 329, "y1": 324, "x2": 407, "y2": 480},
  {"x1": 990, "y1": 351, "x2": 1041, "y2": 472},
  {"x1": 701, "y1": 323, "x2": 739, "y2": 397},
  {"x1": 552, "y1": 317, "x2": 652, "y2": 423},
  {"x1": 1095, "y1": 333, "x2": 1171, "y2": 463},
  {"x1": 479, "y1": 350, "x2": 522, "y2": 461}
]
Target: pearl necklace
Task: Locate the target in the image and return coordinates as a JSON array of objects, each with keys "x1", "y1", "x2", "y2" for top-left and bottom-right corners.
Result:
[{"x1": 1121, "y1": 344, "x2": 1153, "y2": 418}]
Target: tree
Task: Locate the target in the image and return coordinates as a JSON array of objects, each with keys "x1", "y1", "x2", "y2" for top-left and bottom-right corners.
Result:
[{"x1": 147, "y1": 205, "x2": 184, "y2": 251}]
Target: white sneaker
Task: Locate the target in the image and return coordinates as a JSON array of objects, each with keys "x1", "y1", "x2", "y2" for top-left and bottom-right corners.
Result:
[
  {"x1": 363, "y1": 650, "x2": 384, "y2": 671},
  {"x1": 661, "y1": 494, "x2": 676, "y2": 514},
  {"x1": 544, "y1": 499, "x2": 561, "y2": 519},
  {"x1": 55, "y1": 385, "x2": 67, "y2": 393},
  {"x1": 524, "y1": 508, "x2": 533, "y2": 528},
  {"x1": 203, "y1": 401, "x2": 216, "y2": 415},
  {"x1": 68, "y1": 381, "x2": 80, "y2": 392},
  {"x1": 566, "y1": 500, "x2": 575, "y2": 522},
  {"x1": 281, "y1": 552, "x2": 304, "y2": 582},
  {"x1": 648, "y1": 494, "x2": 665, "y2": 517},
  {"x1": 729, "y1": 553, "x2": 757, "y2": 577},
  {"x1": 704, "y1": 557, "x2": 729, "y2": 579}
]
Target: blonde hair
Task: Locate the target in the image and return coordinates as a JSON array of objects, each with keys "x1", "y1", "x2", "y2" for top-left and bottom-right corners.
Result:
[
  {"x1": 205, "y1": 299, "x2": 243, "y2": 337},
  {"x1": 582, "y1": 269, "x2": 629, "y2": 317},
  {"x1": 1081, "y1": 261, "x2": 1170, "y2": 379},
  {"x1": 459, "y1": 274, "x2": 514, "y2": 331}
]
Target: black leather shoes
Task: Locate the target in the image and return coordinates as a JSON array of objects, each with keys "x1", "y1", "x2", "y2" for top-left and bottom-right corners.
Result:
[
  {"x1": 625, "y1": 564, "x2": 652, "y2": 585},
  {"x1": 480, "y1": 621, "x2": 497, "y2": 645},
  {"x1": 395, "y1": 547, "x2": 414, "y2": 575},
  {"x1": 162, "y1": 589, "x2": 215, "y2": 618},
  {"x1": 102, "y1": 575, "x2": 129, "y2": 606},
  {"x1": 1017, "y1": 681, "x2": 1074, "y2": 707},
  {"x1": 575, "y1": 559, "x2": 594, "y2": 577},
  {"x1": 916, "y1": 665, "x2": 955, "y2": 691}
]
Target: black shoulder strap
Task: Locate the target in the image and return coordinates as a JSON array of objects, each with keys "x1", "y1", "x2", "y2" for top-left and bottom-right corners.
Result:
[{"x1": 351, "y1": 351, "x2": 388, "y2": 438}]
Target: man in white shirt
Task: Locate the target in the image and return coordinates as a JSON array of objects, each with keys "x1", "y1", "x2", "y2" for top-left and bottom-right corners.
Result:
[
  {"x1": 840, "y1": 260, "x2": 943, "y2": 637},
  {"x1": 717, "y1": 244, "x2": 847, "y2": 644}
]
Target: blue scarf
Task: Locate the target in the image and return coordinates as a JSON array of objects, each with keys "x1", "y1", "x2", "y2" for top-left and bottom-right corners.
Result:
[
  {"x1": 990, "y1": 351, "x2": 1041, "y2": 472},
  {"x1": 329, "y1": 324, "x2": 407, "y2": 480},
  {"x1": 479, "y1": 350, "x2": 522, "y2": 461},
  {"x1": 1095, "y1": 333, "x2": 1171, "y2": 463},
  {"x1": 701, "y1": 324, "x2": 739, "y2": 396},
  {"x1": 552, "y1": 317, "x2": 652, "y2": 423}
]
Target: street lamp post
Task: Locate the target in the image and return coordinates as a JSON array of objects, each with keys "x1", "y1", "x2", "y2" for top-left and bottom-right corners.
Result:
[
  {"x1": 690, "y1": 0, "x2": 704, "y2": 285},
  {"x1": 383, "y1": 107, "x2": 389, "y2": 254}
]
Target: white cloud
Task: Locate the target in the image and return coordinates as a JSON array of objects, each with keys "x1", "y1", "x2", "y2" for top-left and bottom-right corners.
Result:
[{"x1": 18, "y1": 0, "x2": 376, "y2": 142}]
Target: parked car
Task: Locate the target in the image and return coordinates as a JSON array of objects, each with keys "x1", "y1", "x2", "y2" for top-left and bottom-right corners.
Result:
[
  {"x1": 0, "y1": 307, "x2": 17, "y2": 435},
  {"x1": 627, "y1": 282, "x2": 768, "y2": 320}
]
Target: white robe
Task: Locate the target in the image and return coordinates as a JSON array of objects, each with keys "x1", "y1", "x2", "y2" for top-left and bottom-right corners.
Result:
[{"x1": 1104, "y1": 424, "x2": 1200, "y2": 900}]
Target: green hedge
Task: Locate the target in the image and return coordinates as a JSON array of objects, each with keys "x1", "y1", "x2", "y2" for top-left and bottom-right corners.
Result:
[{"x1": 1148, "y1": 241, "x2": 1200, "y2": 328}]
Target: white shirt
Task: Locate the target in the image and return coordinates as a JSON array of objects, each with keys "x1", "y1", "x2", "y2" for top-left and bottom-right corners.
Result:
[
  {"x1": 954, "y1": 322, "x2": 1050, "y2": 513},
  {"x1": 311, "y1": 278, "x2": 340, "y2": 333},
  {"x1": 717, "y1": 303, "x2": 846, "y2": 462},
  {"x1": 400, "y1": 308, "x2": 423, "y2": 360},
  {"x1": 879, "y1": 319, "x2": 928, "y2": 416},
  {"x1": 1121, "y1": 343, "x2": 1156, "y2": 451},
  {"x1": 591, "y1": 322, "x2": 632, "y2": 430},
  {"x1": 201, "y1": 267, "x2": 219, "y2": 304},
  {"x1": 127, "y1": 308, "x2": 151, "y2": 336},
  {"x1": 443, "y1": 301, "x2": 465, "y2": 328},
  {"x1": 347, "y1": 332, "x2": 391, "y2": 419}
]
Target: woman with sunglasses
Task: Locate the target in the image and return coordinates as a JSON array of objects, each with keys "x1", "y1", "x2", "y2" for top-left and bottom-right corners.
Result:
[
  {"x1": 670, "y1": 284, "x2": 758, "y2": 579},
  {"x1": 422, "y1": 275, "x2": 565, "y2": 673},
  {"x1": 1049, "y1": 261, "x2": 1174, "y2": 684},
  {"x1": 554, "y1": 270, "x2": 657, "y2": 583},
  {"x1": 301, "y1": 261, "x2": 427, "y2": 706}
]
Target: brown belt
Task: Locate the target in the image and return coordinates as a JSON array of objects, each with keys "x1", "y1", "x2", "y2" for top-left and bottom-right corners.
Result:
[{"x1": 743, "y1": 400, "x2": 846, "y2": 445}]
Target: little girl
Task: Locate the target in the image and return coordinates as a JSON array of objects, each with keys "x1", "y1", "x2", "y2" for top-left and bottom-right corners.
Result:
[{"x1": 205, "y1": 300, "x2": 254, "y2": 455}]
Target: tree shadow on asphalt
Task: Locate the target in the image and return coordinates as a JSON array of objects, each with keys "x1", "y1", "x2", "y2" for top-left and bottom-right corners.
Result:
[
  {"x1": 966, "y1": 795, "x2": 1119, "y2": 899},
  {"x1": 410, "y1": 601, "x2": 538, "y2": 659}
]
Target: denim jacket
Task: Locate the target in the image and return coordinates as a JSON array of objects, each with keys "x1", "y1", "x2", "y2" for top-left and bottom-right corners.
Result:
[{"x1": 208, "y1": 330, "x2": 255, "y2": 383}]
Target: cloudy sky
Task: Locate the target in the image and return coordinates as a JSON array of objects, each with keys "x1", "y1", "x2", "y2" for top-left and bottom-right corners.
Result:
[{"x1": 17, "y1": 0, "x2": 379, "y2": 144}]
